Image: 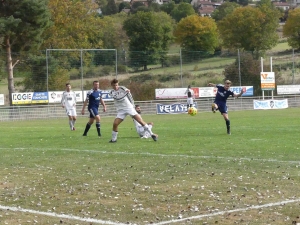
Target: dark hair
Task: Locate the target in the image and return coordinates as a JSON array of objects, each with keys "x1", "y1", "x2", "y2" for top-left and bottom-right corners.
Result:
[
  {"x1": 93, "y1": 80, "x2": 99, "y2": 84},
  {"x1": 111, "y1": 78, "x2": 118, "y2": 85},
  {"x1": 135, "y1": 105, "x2": 140, "y2": 108},
  {"x1": 66, "y1": 83, "x2": 70, "y2": 86},
  {"x1": 188, "y1": 85, "x2": 191, "y2": 88}
]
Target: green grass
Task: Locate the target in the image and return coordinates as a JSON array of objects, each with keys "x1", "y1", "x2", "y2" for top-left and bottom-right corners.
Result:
[{"x1": 1, "y1": 108, "x2": 300, "y2": 224}]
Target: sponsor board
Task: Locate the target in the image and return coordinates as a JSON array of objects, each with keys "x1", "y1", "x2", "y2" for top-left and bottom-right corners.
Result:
[
  {"x1": 156, "y1": 102, "x2": 197, "y2": 114},
  {"x1": 253, "y1": 99, "x2": 288, "y2": 110},
  {"x1": 277, "y1": 85, "x2": 300, "y2": 95},
  {"x1": 261, "y1": 72, "x2": 275, "y2": 90}
]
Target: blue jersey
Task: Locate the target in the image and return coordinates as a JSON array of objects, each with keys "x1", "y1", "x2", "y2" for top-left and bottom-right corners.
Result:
[
  {"x1": 86, "y1": 89, "x2": 102, "y2": 109},
  {"x1": 214, "y1": 84, "x2": 234, "y2": 103}
]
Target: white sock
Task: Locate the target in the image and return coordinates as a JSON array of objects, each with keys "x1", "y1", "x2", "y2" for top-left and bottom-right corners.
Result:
[
  {"x1": 112, "y1": 131, "x2": 118, "y2": 141},
  {"x1": 69, "y1": 120, "x2": 73, "y2": 129},
  {"x1": 143, "y1": 124, "x2": 153, "y2": 135}
]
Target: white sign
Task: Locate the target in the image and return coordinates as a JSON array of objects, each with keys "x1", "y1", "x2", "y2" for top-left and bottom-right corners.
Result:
[
  {"x1": 253, "y1": 99, "x2": 288, "y2": 110},
  {"x1": 277, "y1": 85, "x2": 300, "y2": 95},
  {"x1": 260, "y1": 72, "x2": 275, "y2": 90},
  {"x1": 199, "y1": 87, "x2": 215, "y2": 97},
  {"x1": 0, "y1": 94, "x2": 4, "y2": 105},
  {"x1": 49, "y1": 91, "x2": 83, "y2": 103}
]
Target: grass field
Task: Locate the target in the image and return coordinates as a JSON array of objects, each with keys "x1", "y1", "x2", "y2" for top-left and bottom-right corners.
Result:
[{"x1": 1, "y1": 108, "x2": 300, "y2": 225}]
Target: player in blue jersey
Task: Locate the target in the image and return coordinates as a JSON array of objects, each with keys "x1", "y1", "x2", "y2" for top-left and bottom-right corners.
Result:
[
  {"x1": 81, "y1": 80, "x2": 107, "y2": 136},
  {"x1": 208, "y1": 80, "x2": 243, "y2": 135}
]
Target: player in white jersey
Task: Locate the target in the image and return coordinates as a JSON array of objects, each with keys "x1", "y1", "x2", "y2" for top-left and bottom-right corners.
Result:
[
  {"x1": 185, "y1": 85, "x2": 194, "y2": 109},
  {"x1": 61, "y1": 83, "x2": 77, "y2": 130},
  {"x1": 108, "y1": 78, "x2": 158, "y2": 143},
  {"x1": 133, "y1": 105, "x2": 158, "y2": 139}
]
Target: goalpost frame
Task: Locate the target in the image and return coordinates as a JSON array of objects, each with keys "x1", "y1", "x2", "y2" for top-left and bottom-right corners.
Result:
[{"x1": 46, "y1": 49, "x2": 118, "y2": 92}]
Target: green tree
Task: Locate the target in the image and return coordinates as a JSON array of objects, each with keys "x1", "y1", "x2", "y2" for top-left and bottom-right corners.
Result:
[
  {"x1": 160, "y1": 1, "x2": 176, "y2": 14},
  {"x1": 119, "y1": 2, "x2": 131, "y2": 12},
  {"x1": 170, "y1": 2, "x2": 195, "y2": 22},
  {"x1": 102, "y1": 0, "x2": 118, "y2": 15},
  {"x1": 218, "y1": 6, "x2": 279, "y2": 57},
  {"x1": 174, "y1": 15, "x2": 218, "y2": 53},
  {"x1": 211, "y1": 2, "x2": 240, "y2": 22},
  {"x1": 42, "y1": 0, "x2": 103, "y2": 49},
  {"x1": 283, "y1": 8, "x2": 300, "y2": 49},
  {"x1": 123, "y1": 11, "x2": 174, "y2": 70},
  {"x1": 0, "y1": 0, "x2": 51, "y2": 105}
]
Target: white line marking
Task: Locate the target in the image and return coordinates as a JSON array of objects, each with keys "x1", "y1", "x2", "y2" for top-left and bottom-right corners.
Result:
[
  {"x1": 151, "y1": 199, "x2": 300, "y2": 225},
  {"x1": 1, "y1": 147, "x2": 300, "y2": 164},
  {"x1": 0, "y1": 205, "x2": 128, "y2": 225}
]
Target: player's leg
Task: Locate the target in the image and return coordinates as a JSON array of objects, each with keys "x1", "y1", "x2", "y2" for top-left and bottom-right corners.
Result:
[
  {"x1": 71, "y1": 109, "x2": 77, "y2": 130},
  {"x1": 133, "y1": 114, "x2": 157, "y2": 141},
  {"x1": 83, "y1": 109, "x2": 95, "y2": 136},
  {"x1": 110, "y1": 117, "x2": 123, "y2": 143},
  {"x1": 72, "y1": 116, "x2": 76, "y2": 130},
  {"x1": 212, "y1": 102, "x2": 218, "y2": 113},
  {"x1": 67, "y1": 115, "x2": 73, "y2": 130},
  {"x1": 220, "y1": 105, "x2": 230, "y2": 135},
  {"x1": 95, "y1": 115, "x2": 101, "y2": 137}
]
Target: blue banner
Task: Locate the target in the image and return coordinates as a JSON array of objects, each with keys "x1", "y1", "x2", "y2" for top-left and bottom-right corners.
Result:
[
  {"x1": 230, "y1": 86, "x2": 253, "y2": 97},
  {"x1": 31, "y1": 92, "x2": 49, "y2": 103},
  {"x1": 156, "y1": 102, "x2": 197, "y2": 114}
]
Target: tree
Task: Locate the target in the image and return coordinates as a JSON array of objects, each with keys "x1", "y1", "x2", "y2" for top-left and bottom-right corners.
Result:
[
  {"x1": 41, "y1": 0, "x2": 103, "y2": 49},
  {"x1": 218, "y1": 6, "x2": 279, "y2": 57},
  {"x1": 102, "y1": 0, "x2": 118, "y2": 15},
  {"x1": 123, "y1": 11, "x2": 174, "y2": 70},
  {"x1": 211, "y1": 2, "x2": 240, "y2": 22},
  {"x1": 283, "y1": 8, "x2": 300, "y2": 50},
  {"x1": 118, "y1": 2, "x2": 131, "y2": 12},
  {"x1": 174, "y1": 15, "x2": 218, "y2": 53},
  {"x1": 0, "y1": 0, "x2": 51, "y2": 105},
  {"x1": 170, "y1": 2, "x2": 195, "y2": 22},
  {"x1": 160, "y1": 1, "x2": 176, "y2": 14}
]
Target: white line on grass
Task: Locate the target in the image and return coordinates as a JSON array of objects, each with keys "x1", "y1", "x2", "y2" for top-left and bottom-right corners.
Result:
[
  {"x1": 1, "y1": 147, "x2": 300, "y2": 164},
  {"x1": 0, "y1": 205, "x2": 128, "y2": 225},
  {"x1": 151, "y1": 198, "x2": 300, "y2": 225}
]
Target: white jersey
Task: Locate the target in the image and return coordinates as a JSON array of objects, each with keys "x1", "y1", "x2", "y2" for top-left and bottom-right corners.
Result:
[
  {"x1": 109, "y1": 86, "x2": 135, "y2": 111},
  {"x1": 61, "y1": 91, "x2": 76, "y2": 109}
]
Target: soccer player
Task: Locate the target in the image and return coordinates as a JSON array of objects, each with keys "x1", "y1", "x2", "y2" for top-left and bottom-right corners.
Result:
[
  {"x1": 208, "y1": 80, "x2": 243, "y2": 135},
  {"x1": 133, "y1": 105, "x2": 158, "y2": 139},
  {"x1": 61, "y1": 83, "x2": 77, "y2": 131},
  {"x1": 185, "y1": 85, "x2": 194, "y2": 109},
  {"x1": 81, "y1": 80, "x2": 106, "y2": 137},
  {"x1": 108, "y1": 78, "x2": 157, "y2": 143}
]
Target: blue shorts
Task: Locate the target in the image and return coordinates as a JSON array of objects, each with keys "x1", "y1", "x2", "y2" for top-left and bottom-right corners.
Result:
[
  {"x1": 88, "y1": 107, "x2": 99, "y2": 118},
  {"x1": 215, "y1": 101, "x2": 228, "y2": 114}
]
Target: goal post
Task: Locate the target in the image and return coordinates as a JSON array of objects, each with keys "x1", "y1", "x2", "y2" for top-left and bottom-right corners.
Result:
[{"x1": 46, "y1": 49, "x2": 118, "y2": 92}]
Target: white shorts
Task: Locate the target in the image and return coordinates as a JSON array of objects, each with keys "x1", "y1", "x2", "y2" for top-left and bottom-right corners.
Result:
[
  {"x1": 66, "y1": 108, "x2": 77, "y2": 117},
  {"x1": 116, "y1": 108, "x2": 138, "y2": 120},
  {"x1": 187, "y1": 98, "x2": 194, "y2": 105}
]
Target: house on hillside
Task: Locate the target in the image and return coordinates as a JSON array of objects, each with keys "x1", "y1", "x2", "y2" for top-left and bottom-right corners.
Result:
[
  {"x1": 272, "y1": 1, "x2": 291, "y2": 10},
  {"x1": 191, "y1": 0, "x2": 223, "y2": 17}
]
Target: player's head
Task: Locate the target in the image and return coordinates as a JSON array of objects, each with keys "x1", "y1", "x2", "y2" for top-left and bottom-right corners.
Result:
[
  {"x1": 135, "y1": 105, "x2": 141, "y2": 114},
  {"x1": 188, "y1": 85, "x2": 191, "y2": 88},
  {"x1": 224, "y1": 80, "x2": 232, "y2": 89},
  {"x1": 93, "y1": 80, "x2": 99, "y2": 90},
  {"x1": 66, "y1": 83, "x2": 71, "y2": 91},
  {"x1": 111, "y1": 79, "x2": 119, "y2": 90}
]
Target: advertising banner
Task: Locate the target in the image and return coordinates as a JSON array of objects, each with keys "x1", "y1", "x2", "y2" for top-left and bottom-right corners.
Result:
[
  {"x1": 31, "y1": 92, "x2": 49, "y2": 103},
  {"x1": 156, "y1": 102, "x2": 197, "y2": 114},
  {"x1": 253, "y1": 99, "x2": 288, "y2": 110},
  {"x1": 156, "y1": 86, "x2": 254, "y2": 99},
  {"x1": 277, "y1": 85, "x2": 300, "y2": 95},
  {"x1": 49, "y1": 91, "x2": 83, "y2": 103},
  {"x1": 261, "y1": 72, "x2": 275, "y2": 90},
  {"x1": 12, "y1": 92, "x2": 33, "y2": 105},
  {"x1": 0, "y1": 94, "x2": 4, "y2": 105}
]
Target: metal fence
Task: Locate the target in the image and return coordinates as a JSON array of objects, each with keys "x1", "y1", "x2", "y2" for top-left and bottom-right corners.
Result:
[{"x1": 1, "y1": 96, "x2": 300, "y2": 122}]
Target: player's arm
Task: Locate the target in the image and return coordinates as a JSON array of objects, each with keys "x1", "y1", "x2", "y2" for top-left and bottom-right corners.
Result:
[
  {"x1": 208, "y1": 83, "x2": 216, "y2": 87},
  {"x1": 73, "y1": 92, "x2": 76, "y2": 106},
  {"x1": 100, "y1": 98, "x2": 106, "y2": 112},
  {"x1": 61, "y1": 92, "x2": 65, "y2": 108},
  {"x1": 234, "y1": 88, "x2": 244, "y2": 98},
  {"x1": 81, "y1": 98, "x2": 88, "y2": 115}
]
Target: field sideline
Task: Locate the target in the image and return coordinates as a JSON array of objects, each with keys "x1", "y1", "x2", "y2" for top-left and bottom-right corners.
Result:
[{"x1": 1, "y1": 108, "x2": 300, "y2": 225}]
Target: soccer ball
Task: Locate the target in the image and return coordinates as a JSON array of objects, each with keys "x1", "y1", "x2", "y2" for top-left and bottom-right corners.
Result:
[{"x1": 188, "y1": 107, "x2": 197, "y2": 116}]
